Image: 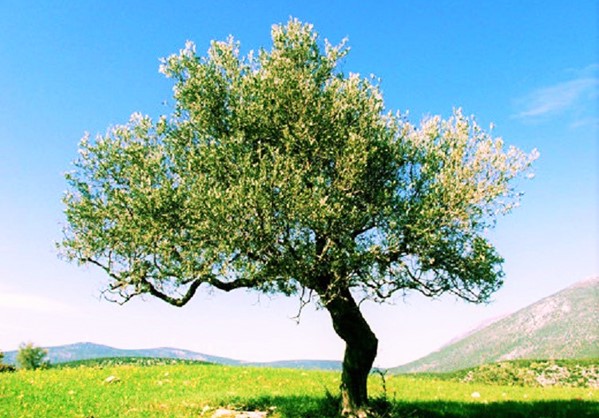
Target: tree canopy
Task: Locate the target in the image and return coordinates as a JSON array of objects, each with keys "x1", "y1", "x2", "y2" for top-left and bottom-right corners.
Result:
[{"x1": 60, "y1": 19, "x2": 537, "y2": 416}]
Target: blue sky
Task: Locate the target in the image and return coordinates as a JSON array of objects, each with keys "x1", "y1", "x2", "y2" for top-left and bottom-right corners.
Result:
[{"x1": 0, "y1": 1, "x2": 597, "y2": 367}]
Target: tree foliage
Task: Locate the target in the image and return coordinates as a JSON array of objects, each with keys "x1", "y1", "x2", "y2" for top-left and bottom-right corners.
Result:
[
  {"x1": 16, "y1": 343, "x2": 48, "y2": 370},
  {"x1": 61, "y1": 20, "x2": 536, "y2": 306},
  {"x1": 60, "y1": 19, "x2": 537, "y2": 416}
]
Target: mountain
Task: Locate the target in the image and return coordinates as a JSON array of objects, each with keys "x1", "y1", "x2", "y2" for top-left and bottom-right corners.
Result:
[
  {"x1": 392, "y1": 276, "x2": 599, "y2": 373},
  {"x1": 2, "y1": 342, "x2": 243, "y2": 366},
  {"x1": 2, "y1": 342, "x2": 342, "y2": 370}
]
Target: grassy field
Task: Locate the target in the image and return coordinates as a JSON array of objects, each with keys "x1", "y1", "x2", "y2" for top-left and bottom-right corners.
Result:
[{"x1": 0, "y1": 360, "x2": 597, "y2": 417}]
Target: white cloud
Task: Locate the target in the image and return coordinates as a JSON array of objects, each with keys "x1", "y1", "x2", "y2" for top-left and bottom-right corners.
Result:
[
  {"x1": 514, "y1": 65, "x2": 598, "y2": 125},
  {"x1": 517, "y1": 78, "x2": 597, "y2": 117},
  {"x1": 0, "y1": 292, "x2": 75, "y2": 313}
]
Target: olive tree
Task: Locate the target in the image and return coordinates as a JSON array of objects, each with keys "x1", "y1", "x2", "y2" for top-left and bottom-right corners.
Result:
[{"x1": 60, "y1": 19, "x2": 537, "y2": 417}]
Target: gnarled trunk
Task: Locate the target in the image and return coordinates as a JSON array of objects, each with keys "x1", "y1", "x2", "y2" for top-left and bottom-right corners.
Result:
[{"x1": 322, "y1": 286, "x2": 378, "y2": 417}]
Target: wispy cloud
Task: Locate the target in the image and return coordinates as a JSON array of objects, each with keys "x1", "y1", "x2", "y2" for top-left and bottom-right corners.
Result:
[
  {"x1": 0, "y1": 292, "x2": 75, "y2": 313},
  {"x1": 516, "y1": 78, "x2": 597, "y2": 117},
  {"x1": 514, "y1": 64, "x2": 598, "y2": 126}
]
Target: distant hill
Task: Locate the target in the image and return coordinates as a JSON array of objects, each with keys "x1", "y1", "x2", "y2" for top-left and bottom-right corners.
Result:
[
  {"x1": 247, "y1": 359, "x2": 342, "y2": 371},
  {"x1": 392, "y1": 276, "x2": 599, "y2": 373},
  {"x1": 2, "y1": 342, "x2": 242, "y2": 366},
  {"x1": 2, "y1": 342, "x2": 342, "y2": 371}
]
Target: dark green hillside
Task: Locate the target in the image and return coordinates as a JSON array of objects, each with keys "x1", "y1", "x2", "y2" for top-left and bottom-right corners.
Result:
[
  {"x1": 52, "y1": 356, "x2": 210, "y2": 368},
  {"x1": 417, "y1": 359, "x2": 599, "y2": 388},
  {"x1": 393, "y1": 277, "x2": 599, "y2": 373}
]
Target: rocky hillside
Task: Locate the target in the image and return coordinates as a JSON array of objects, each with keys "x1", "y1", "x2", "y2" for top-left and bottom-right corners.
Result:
[{"x1": 393, "y1": 277, "x2": 599, "y2": 373}]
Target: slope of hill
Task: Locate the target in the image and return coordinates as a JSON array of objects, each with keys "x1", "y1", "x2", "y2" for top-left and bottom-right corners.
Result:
[{"x1": 393, "y1": 276, "x2": 599, "y2": 373}]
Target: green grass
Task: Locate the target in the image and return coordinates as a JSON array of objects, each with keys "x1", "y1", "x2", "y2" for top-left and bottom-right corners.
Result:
[{"x1": 0, "y1": 362, "x2": 597, "y2": 417}]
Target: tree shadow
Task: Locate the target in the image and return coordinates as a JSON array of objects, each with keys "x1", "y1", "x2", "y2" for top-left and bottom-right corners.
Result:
[{"x1": 235, "y1": 394, "x2": 598, "y2": 418}]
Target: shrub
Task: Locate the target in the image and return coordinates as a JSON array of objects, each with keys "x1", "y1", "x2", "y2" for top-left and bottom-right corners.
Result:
[
  {"x1": 0, "y1": 350, "x2": 15, "y2": 372},
  {"x1": 16, "y1": 342, "x2": 49, "y2": 370},
  {"x1": 0, "y1": 363, "x2": 16, "y2": 373}
]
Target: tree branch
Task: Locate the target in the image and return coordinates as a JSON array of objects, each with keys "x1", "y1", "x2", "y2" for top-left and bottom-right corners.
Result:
[
  {"x1": 208, "y1": 276, "x2": 255, "y2": 292},
  {"x1": 290, "y1": 286, "x2": 314, "y2": 324},
  {"x1": 84, "y1": 256, "x2": 254, "y2": 307},
  {"x1": 140, "y1": 276, "x2": 203, "y2": 307}
]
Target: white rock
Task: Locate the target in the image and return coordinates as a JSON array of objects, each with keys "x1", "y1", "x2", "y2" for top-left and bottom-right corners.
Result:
[
  {"x1": 104, "y1": 375, "x2": 120, "y2": 384},
  {"x1": 212, "y1": 409, "x2": 267, "y2": 418},
  {"x1": 212, "y1": 410, "x2": 234, "y2": 418}
]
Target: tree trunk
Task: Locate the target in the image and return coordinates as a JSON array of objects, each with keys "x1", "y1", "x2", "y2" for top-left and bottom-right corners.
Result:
[{"x1": 322, "y1": 286, "x2": 378, "y2": 417}]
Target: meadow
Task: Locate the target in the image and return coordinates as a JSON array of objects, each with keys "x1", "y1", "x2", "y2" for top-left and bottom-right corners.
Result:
[{"x1": 0, "y1": 360, "x2": 597, "y2": 417}]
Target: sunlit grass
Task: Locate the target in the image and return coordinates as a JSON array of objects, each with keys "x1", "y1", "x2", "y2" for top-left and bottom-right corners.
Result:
[{"x1": 0, "y1": 363, "x2": 596, "y2": 417}]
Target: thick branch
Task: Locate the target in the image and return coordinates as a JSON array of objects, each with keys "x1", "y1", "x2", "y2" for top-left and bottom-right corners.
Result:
[
  {"x1": 84, "y1": 257, "x2": 253, "y2": 307},
  {"x1": 139, "y1": 275, "x2": 254, "y2": 307},
  {"x1": 140, "y1": 276, "x2": 203, "y2": 307},
  {"x1": 209, "y1": 276, "x2": 255, "y2": 292}
]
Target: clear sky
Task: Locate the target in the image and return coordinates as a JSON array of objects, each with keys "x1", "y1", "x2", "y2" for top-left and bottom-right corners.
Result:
[{"x1": 0, "y1": 0, "x2": 597, "y2": 368}]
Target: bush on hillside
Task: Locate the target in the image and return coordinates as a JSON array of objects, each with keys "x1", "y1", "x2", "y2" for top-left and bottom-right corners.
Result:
[
  {"x1": 0, "y1": 350, "x2": 16, "y2": 373},
  {"x1": 16, "y1": 342, "x2": 49, "y2": 370},
  {"x1": 0, "y1": 363, "x2": 16, "y2": 373}
]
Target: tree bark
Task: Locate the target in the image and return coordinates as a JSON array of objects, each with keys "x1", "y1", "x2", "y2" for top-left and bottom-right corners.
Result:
[{"x1": 322, "y1": 286, "x2": 378, "y2": 417}]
